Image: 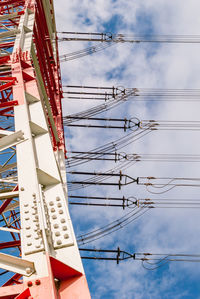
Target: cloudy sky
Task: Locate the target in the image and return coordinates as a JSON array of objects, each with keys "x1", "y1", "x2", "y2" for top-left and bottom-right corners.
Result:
[{"x1": 55, "y1": 1, "x2": 200, "y2": 298}]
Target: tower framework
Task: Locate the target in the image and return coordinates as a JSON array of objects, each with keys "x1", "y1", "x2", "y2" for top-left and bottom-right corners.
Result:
[{"x1": 0, "y1": 0, "x2": 90, "y2": 298}]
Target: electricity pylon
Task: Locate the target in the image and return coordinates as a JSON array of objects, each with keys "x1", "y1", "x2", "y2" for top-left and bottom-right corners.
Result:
[{"x1": 0, "y1": 0, "x2": 90, "y2": 298}]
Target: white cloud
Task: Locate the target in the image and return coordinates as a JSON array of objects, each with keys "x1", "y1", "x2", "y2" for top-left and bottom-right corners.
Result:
[{"x1": 55, "y1": 0, "x2": 200, "y2": 298}]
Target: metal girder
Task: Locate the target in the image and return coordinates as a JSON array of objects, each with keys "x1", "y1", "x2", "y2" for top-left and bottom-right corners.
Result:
[
  {"x1": 0, "y1": 191, "x2": 18, "y2": 200},
  {"x1": 0, "y1": 130, "x2": 24, "y2": 152},
  {"x1": 0, "y1": 29, "x2": 20, "y2": 38},
  {"x1": 0, "y1": 0, "x2": 90, "y2": 298},
  {"x1": 0, "y1": 12, "x2": 22, "y2": 21},
  {"x1": 0, "y1": 252, "x2": 34, "y2": 276},
  {"x1": 0, "y1": 227, "x2": 19, "y2": 233}
]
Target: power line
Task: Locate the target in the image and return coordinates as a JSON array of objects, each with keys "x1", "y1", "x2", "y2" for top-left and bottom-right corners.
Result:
[
  {"x1": 69, "y1": 195, "x2": 200, "y2": 209},
  {"x1": 67, "y1": 151, "x2": 200, "y2": 163},
  {"x1": 65, "y1": 129, "x2": 152, "y2": 168},
  {"x1": 63, "y1": 86, "x2": 200, "y2": 126},
  {"x1": 64, "y1": 116, "x2": 200, "y2": 131},
  {"x1": 63, "y1": 85, "x2": 200, "y2": 102},
  {"x1": 58, "y1": 32, "x2": 200, "y2": 43},
  {"x1": 77, "y1": 206, "x2": 149, "y2": 245},
  {"x1": 58, "y1": 32, "x2": 200, "y2": 61},
  {"x1": 68, "y1": 171, "x2": 200, "y2": 192},
  {"x1": 80, "y1": 247, "x2": 200, "y2": 269}
]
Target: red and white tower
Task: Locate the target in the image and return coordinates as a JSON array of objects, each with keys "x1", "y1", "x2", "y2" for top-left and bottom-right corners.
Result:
[{"x1": 0, "y1": 0, "x2": 90, "y2": 298}]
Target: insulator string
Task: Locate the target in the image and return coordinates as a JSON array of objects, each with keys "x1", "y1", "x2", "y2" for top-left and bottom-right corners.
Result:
[
  {"x1": 58, "y1": 32, "x2": 200, "y2": 62},
  {"x1": 67, "y1": 151, "x2": 200, "y2": 164},
  {"x1": 58, "y1": 32, "x2": 200, "y2": 43},
  {"x1": 65, "y1": 128, "x2": 152, "y2": 168},
  {"x1": 68, "y1": 172, "x2": 200, "y2": 192}
]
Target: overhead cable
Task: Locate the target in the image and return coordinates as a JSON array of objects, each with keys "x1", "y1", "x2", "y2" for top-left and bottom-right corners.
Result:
[{"x1": 80, "y1": 247, "x2": 200, "y2": 269}]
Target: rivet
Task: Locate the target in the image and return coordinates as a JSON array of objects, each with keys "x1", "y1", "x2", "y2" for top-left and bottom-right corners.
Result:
[
  {"x1": 24, "y1": 203, "x2": 28, "y2": 207},
  {"x1": 27, "y1": 242, "x2": 32, "y2": 246},
  {"x1": 64, "y1": 234, "x2": 69, "y2": 239},
  {"x1": 59, "y1": 210, "x2": 63, "y2": 214},
  {"x1": 27, "y1": 280, "x2": 32, "y2": 286},
  {"x1": 57, "y1": 203, "x2": 62, "y2": 208},
  {"x1": 57, "y1": 240, "x2": 62, "y2": 245},
  {"x1": 35, "y1": 279, "x2": 41, "y2": 285},
  {"x1": 26, "y1": 226, "x2": 31, "y2": 230},
  {"x1": 26, "y1": 234, "x2": 31, "y2": 238},
  {"x1": 52, "y1": 215, "x2": 57, "y2": 219},
  {"x1": 25, "y1": 217, "x2": 30, "y2": 221},
  {"x1": 56, "y1": 197, "x2": 60, "y2": 201},
  {"x1": 20, "y1": 187, "x2": 24, "y2": 191},
  {"x1": 49, "y1": 201, "x2": 54, "y2": 206},
  {"x1": 35, "y1": 245, "x2": 41, "y2": 248},
  {"x1": 55, "y1": 231, "x2": 60, "y2": 237},
  {"x1": 32, "y1": 193, "x2": 36, "y2": 198},
  {"x1": 51, "y1": 208, "x2": 55, "y2": 213},
  {"x1": 54, "y1": 224, "x2": 59, "y2": 229},
  {"x1": 62, "y1": 226, "x2": 67, "y2": 231},
  {"x1": 25, "y1": 210, "x2": 29, "y2": 214},
  {"x1": 35, "y1": 216, "x2": 39, "y2": 220},
  {"x1": 61, "y1": 219, "x2": 65, "y2": 223},
  {"x1": 35, "y1": 236, "x2": 39, "y2": 240}
]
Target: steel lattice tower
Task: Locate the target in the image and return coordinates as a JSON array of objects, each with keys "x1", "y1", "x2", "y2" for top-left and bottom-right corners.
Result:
[{"x1": 0, "y1": 0, "x2": 90, "y2": 298}]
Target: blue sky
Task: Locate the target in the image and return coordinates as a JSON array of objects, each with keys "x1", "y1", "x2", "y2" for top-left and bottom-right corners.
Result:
[{"x1": 55, "y1": 1, "x2": 200, "y2": 298}]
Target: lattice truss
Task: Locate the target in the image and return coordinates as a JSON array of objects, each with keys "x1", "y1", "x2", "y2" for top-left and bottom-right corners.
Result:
[{"x1": 0, "y1": 1, "x2": 90, "y2": 296}]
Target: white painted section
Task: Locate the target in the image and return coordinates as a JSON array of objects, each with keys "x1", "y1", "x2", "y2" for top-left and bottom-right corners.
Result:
[
  {"x1": 0, "y1": 227, "x2": 19, "y2": 233},
  {"x1": 0, "y1": 130, "x2": 24, "y2": 152},
  {"x1": 0, "y1": 191, "x2": 19, "y2": 200},
  {"x1": 0, "y1": 253, "x2": 35, "y2": 276},
  {"x1": 11, "y1": 4, "x2": 85, "y2": 280}
]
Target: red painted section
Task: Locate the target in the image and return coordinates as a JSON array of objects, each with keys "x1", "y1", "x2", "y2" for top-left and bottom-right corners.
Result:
[
  {"x1": 0, "y1": 283, "x2": 23, "y2": 299},
  {"x1": 33, "y1": 0, "x2": 65, "y2": 150},
  {"x1": 0, "y1": 255, "x2": 91, "y2": 298},
  {"x1": 50, "y1": 256, "x2": 82, "y2": 280},
  {"x1": 0, "y1": 199, "x2": 13, "y2": 214},
  {"x1": 2, "y1": 273, "x2": 22, "y2": 287},
  {"x1": 0, "y1": 240, "x2": 20, "y2": 249},
  {"x1": 15, "y1": 288, "x2": 31, "y2": 299},
  {"x1": 0, "y1": 2, "x2": 90, "y2": 298},
  {"x1": 0, "y1": 101, "x2": 18, "y2": 108},
  {"x1": 0, "y1": 277, "x2": 57, "y2": 299},
  {"x1": 58, "y1": 275, "x2": 91, "y2": 299},
  {"x1": 0, "y1": 0, "x2": 24, "y2": 7},
  {"x1": 0, "y1": 56, "x2": 10, "y2": 64}
]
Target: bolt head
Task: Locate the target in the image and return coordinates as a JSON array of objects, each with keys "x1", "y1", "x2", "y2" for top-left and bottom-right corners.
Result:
[
  {"x1": 64, "y1": 233, "x2": 69, "y2": 239},
  {"x1": 27, "y1": 280, "x2": 32, "y2": 286},
  {"x1": 35, "y1": 279, "x2": 41, "y2": 285}
]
